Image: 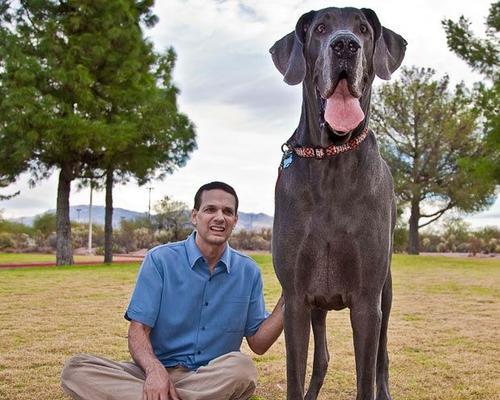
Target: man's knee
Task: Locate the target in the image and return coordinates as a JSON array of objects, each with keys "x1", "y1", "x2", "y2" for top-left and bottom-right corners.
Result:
[
  {"x1": 224, "y1": 352, "x2": 258, "y2": 389},
  {"x1": 61, "y1": 354, "x2": 94, "y2": 385},
  {"x1": 62, "y1": 354, "x2": 84, "y2": 376}
]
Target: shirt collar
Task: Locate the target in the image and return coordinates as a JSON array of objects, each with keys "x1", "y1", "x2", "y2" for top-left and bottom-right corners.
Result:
[{"x1": 185, "y1": 231, "x2": 232, "y2": 273}]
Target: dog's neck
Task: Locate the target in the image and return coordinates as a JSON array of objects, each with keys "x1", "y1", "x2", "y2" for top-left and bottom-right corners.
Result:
[{"x1": 294, "y1": 79, "x2": 373, "y2": 148}]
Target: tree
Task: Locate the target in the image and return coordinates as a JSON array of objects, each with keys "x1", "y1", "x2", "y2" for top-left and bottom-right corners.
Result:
[
  {"x1": 153, "y1": 196, "x2": 192, "y2": 243},
  {"x1": 372, "y1": 67, "x2": 496, "y2": 254},
  {"x1": 98, "y1": 49, "x2": 196, "y2": 263},
  {"x1": 0, "y1": 176, "x2": 19, "y2": 201},
  {"x1": 0, "y1": 1, "x2": 195, "y2": 265},
  {"x1": 33, "y1": 212, "x2": 57, "y2": 238},
  {"x1": 442, "y1": 2, "x2": 499, "y2": 183}
]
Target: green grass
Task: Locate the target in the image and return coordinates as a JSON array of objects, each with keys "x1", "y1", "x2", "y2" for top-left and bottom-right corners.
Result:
[
  {"x1": 0, "y1": 254, "x2": 499, "y2": 400},
  {"x1": 0, "y1": 252, "x2": 58, "y2": 263},
  {"x1": 0, "y1": 252, "x2": 109, "y2": 264}
]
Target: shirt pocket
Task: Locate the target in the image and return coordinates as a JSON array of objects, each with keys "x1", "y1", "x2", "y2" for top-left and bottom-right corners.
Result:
[{"x1": 222, "y1": 296, "x2": 250, "y2": 333}]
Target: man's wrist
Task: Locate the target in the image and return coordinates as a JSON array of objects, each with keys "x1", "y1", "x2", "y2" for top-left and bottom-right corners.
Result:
[{"x1": 145, "y1": 360, "x2": 166, "y2": 375}]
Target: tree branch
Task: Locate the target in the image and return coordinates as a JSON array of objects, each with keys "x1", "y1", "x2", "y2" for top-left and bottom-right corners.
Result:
[{"x1": 418, "y1": 202, "x2": 455, "y2": 228}]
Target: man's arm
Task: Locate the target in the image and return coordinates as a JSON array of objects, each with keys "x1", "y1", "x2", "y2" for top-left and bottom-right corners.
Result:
[
  {"x1": 128, "y1": 321, "x2": 180, "y2": 400},
  {"x1": 246, "y1": 295, "x2": 284, "y2": 355}
]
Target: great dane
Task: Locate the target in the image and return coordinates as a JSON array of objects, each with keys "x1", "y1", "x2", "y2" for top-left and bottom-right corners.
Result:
[{"x1": 270, "y1": 7, "x2": 406, "y2": 400}]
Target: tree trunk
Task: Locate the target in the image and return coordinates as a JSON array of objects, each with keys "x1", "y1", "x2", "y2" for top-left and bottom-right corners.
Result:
[
  {"x1": 56, "y1": 165, "x2": 74, "y2": 266},
  {"x1": 408, "y1": 197, "x2": 420, "y2": 255},
  {"x1": 104, "y1": 169, "x2": 114, "y2": 263}
]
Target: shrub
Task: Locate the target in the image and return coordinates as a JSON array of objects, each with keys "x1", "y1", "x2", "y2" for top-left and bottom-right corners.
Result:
[
  {"x1": 0, "y1": 232, "x2": 15, "y2": 249},
  {"x1": 230, "y1": 229, "x2": 271, "y2": 251}
]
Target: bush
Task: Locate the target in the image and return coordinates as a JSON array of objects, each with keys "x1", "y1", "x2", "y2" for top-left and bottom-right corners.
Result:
[
  {"x1": 393, "y1": 226, "x2": 408, "y2": 253},
  {"x1": 230, "y1": 229, "x2": 271, "y2": 251},
  {"x1": 0, "y1": 232, "x2": 15, "y2": 249}
]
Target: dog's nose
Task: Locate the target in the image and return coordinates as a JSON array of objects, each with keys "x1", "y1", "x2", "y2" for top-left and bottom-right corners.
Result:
[{"x1": 330, "y1": 32, "x2": 361, "y2": 58}]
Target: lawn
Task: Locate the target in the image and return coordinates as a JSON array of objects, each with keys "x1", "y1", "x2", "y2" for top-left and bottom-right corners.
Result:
[
  {"x1": 0, "y1": 254, "x2": 498, "y2": 400},
  {"x1": 0, "y1": 253, "x2": 108, "y2": 264}
]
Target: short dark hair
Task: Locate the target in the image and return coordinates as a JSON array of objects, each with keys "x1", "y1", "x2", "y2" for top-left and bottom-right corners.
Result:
[{"x1": 194, "y1": 181, "x2": 239, "y2": 213}]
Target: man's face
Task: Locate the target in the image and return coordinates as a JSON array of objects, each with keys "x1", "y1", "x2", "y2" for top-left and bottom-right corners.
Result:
[{"x1": 191, "y1": 189, "x2": 238, "y2": 247}]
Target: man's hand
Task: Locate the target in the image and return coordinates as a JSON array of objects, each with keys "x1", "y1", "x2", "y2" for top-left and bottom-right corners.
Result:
[
  {"x1": 128, "y1": 321, "x2": 182, "y2": 400},
  {"x1": 143, "y1": 364, "x2": 180, "y2": 400},
  {"x1": 246, "y1": 294, "x2": 284, "y2": 355}
]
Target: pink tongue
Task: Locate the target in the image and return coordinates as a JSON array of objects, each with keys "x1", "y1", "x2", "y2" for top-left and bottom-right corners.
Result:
[{"x1": 324, "y1": 79, "x2": 364, "y2": 132}]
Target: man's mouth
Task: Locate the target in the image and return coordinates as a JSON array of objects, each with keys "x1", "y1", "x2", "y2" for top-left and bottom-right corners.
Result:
[
  {"x1": 317, "y1": 77, "x2": 365, "y2": 135},
  {"x1": 210, "y1": 226, "x2": 225, "y2": 232}
]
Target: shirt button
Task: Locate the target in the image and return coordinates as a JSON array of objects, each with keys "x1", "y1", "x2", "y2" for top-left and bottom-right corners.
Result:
[
  {"x1": 202, "y1": 326, "x2": 206, "y2": 330},
  {"x1": 205, "y1": 302, "x2": 208, "y2": 306},
  {"x1": 197, "y1": 351, "x2": 201, "y2": 355}
]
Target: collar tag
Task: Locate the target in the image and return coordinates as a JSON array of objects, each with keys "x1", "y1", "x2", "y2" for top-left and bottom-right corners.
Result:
[{"x1": 281, "y1": 151, "x2": 294, "y2": 169}]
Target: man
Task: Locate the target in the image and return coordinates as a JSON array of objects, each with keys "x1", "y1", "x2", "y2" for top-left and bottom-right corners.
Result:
[{"x1": 61, "y1": 181, "x2": 284, "y2": 400}]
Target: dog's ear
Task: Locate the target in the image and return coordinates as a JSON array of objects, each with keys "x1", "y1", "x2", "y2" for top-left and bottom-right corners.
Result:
[
  {"x1": 361, "y1": 8, "x2": 407, "y2": 80},
  {"x1": 269, "y1": 10, "x2": 316, "y2": 85}
]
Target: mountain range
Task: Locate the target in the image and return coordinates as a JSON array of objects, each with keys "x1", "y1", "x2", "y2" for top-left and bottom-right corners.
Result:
[{"x1": 10, "y1": 205, "x2": 273, "y2": 231}]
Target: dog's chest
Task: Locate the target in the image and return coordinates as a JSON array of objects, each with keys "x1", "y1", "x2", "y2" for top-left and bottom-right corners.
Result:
[{"x1": 274, "y1": 153, "x2": 392, "y2": 302}]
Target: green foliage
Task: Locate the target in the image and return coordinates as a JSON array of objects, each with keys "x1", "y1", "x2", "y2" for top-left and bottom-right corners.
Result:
[
  {"x1": 115, "y1": 217, "x2": 151, "y2": 252},
  {"x1": 71, "y1": 223, "x2": 104, "y2": 249},
  {"x1": 32, "y1": 213, "x2": 56, "y2": 238},
  {"x1": 0, "y1": 1, "x2": 196, "y2": 264},
  {"x1": 0, "y1": 232, "x2": 15, "y2": 249},
  {"x1": 153, "y1": 196, "x2": 191, "y2": 242},
  {"x1": 0, "y1": 175, "x2": 19, "y2": 201},
  {"x1": 373, "y1": 66, "x2": 497, "y2": 253},
  {"x1": 442, "y1": 2, "x2": 500, "y2": 183},
  {"x1": 0, "y1": 218, "x2": 33, "y2": 235},
  {"x1": 230, "y1": 228, "x2": 272, "y2": 251}
]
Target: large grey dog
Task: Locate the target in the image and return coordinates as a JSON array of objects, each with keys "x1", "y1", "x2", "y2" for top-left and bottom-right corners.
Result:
[{"x1": 270, "y1": 7, "x2": 406, "y2": 400}]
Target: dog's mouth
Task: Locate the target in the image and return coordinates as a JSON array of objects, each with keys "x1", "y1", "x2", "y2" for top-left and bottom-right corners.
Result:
[{"x1": 317, "y1": 74, "x2": 364, "y2": 136}]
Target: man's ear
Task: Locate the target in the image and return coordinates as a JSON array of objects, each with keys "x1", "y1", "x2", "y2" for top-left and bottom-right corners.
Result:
[
  {"x1": 191, "y1": 209, "x2": 197, "y2": 226},
  {"x1": 361, "y1": 8, "x2": 407, "y2": 80},
  {"x1": 269, "y1": 10, "x2": 316, "y2": 85}
]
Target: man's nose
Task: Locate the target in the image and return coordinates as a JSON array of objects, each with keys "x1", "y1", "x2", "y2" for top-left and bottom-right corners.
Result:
[{"x1": 213, "y1": 210, "x2": 224, "y2": 220}]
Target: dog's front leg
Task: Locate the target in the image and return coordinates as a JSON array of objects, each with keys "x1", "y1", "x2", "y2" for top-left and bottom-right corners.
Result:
[
  {"x1": 350, "y1": 299, "x2": 382, "y2": 400},
  {"x1": 284, "y1": 297, "x2": 311, "y2": 400}
]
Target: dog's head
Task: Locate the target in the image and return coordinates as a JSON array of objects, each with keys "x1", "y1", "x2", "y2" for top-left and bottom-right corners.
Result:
[{"x1": 270, "y1": 7, "x2": 406, "y2": 136}]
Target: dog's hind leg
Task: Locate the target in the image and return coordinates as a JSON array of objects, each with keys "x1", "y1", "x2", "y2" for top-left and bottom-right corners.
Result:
[
  {"x1": 305, "y1": 308, "x2": 329, "y2": 400},
  {"x1": 376, "y1": 272, "x2": 392, "y2": 400},
  {"x1": 284, "y1": 298, "x2": 311, "y2": 400}
]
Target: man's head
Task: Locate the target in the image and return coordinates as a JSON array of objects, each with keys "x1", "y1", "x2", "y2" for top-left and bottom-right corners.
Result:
[
  {"x1": 191, "y1": 182, "x2": 239, "y2": 247},
  {"x1": 193, "y1": 181, "x2": 239, "y2": 214}
]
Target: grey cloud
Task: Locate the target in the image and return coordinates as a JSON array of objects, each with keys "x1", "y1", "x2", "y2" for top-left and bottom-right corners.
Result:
[{"x1": 238, "y1": 3, "x2": 265, "y2": 22}]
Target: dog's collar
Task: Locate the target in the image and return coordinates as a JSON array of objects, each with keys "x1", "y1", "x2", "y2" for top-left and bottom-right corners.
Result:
[{"x1": 283, "y1": 127, "x2": 369, "y2": 160}]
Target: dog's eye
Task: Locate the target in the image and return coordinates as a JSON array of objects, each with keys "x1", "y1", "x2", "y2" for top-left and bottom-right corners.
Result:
[
  {"x1": 315, "y1": 23, "x2": 326, "y2": 34},
  {"x1": 360, "y1": 24, "x2": 368, "y2": 34}
]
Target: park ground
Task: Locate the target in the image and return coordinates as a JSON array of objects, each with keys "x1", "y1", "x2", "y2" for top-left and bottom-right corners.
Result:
[{"x1": 0, "y1": 253, "x2": 498, "y2": 400}]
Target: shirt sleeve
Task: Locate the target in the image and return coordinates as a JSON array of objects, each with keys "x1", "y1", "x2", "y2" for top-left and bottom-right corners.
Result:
[
  {"x1": 244, "y1": 268, "x2": 269, "y2": 337},
  {"x1": 124, "y1": 251, "x2": 163, "y2": 328}
]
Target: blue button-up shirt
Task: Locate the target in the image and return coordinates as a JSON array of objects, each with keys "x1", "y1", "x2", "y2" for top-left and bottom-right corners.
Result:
[{"x1": 125, "y1": 232, "x2": 268, "y2": 370}]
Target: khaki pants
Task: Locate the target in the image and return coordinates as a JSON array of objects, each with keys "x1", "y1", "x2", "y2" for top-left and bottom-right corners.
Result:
[{"x1": 61, "y1": 352, "x2": 257, "y2": 400}]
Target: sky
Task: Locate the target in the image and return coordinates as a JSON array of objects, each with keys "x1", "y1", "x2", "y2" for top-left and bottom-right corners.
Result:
[{"x1": 2, "y1": 0, "x2": 499, "y2": 229}]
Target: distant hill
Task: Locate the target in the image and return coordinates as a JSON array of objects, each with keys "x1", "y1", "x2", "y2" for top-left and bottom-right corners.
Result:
[
  {"x1": 236, "y1": 212, "x2": 273, "y2": 231},
  {"x1": 10, "y1": 205, "x2": 147, "y2": 228},
  {"x1": 9, "y1": 205, "x2": 273, "y2": 230}
]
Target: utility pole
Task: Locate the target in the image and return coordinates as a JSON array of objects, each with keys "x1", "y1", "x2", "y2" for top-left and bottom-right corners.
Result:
[
  {"x1": 88, "y1": 181, "x2": 93, "y2": 255},
  {"x1": 76, "y1": 208, "x2": 82, "y2": 223},
  {"x1": 147, "y1": 186, "x2": 153, "y2": 222}
]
